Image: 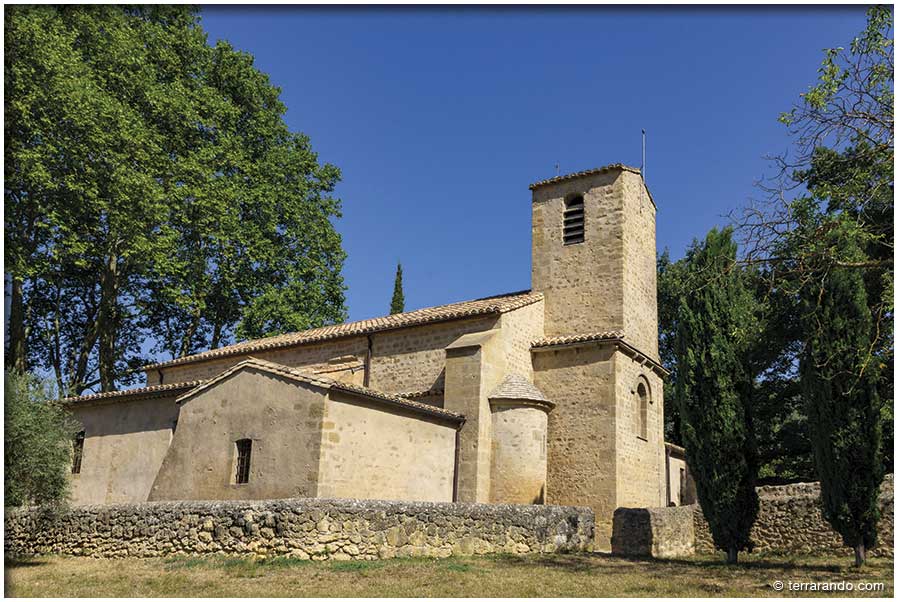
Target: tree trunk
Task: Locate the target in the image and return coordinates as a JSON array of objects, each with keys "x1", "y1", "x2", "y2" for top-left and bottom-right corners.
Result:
[
  {"x1": 179, "y1": 309, "x2": 202, "y2": 358},
  {"x1": 211, "y1": 321, "x2": 222, "y2": 349},
  {"x1": 854, "y1": 543, "x2": 866, "y2": 567},
  {"x1": 726, "y1": 547, "x2": 738, "y2": 564},
  {"x1": 7, "y1": 274, "x2": 27, "y2": 373},
  {"x1": 97, "y1": 254, "x2": 119, "y2": 392}
]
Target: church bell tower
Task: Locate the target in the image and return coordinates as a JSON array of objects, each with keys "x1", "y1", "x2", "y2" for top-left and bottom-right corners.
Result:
[
  {"x1": 529, "y1": 163, "x2": 665, "y2": 550},
  {"x1": 530, "y1": 163, "x2": 659, "y2": 359}
]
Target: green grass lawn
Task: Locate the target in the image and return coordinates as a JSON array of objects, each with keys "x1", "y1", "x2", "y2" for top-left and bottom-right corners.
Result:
[{"x1": 4, "y1": 552, "x2": 893, "y2": 598}]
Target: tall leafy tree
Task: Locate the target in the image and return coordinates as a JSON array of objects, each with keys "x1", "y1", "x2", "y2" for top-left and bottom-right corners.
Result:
[
  {"x1": 390, "y1": 262, "x2": 405, "y2": 315},
  {"x1": 5, "y1": 6, "x2": 347, "y2": 393},
  {"x1": 5, "y1": 371, "x2": 79, "y2": 507},
  {"x1": 797, "y1": 227, "x2": 883, "y2": 567},
  {"x1": 732, "y1": 7, "x2": 892, "y2": 564},
  {"x1": 675, "y1": 228, "x2": 761, "y2": 564},
  {"x1": 659, "y1": 250, "x2": 811, "y2": 482}
]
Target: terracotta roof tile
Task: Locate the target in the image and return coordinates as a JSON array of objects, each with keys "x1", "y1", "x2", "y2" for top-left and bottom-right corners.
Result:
[
  {"x1": 398, "y1": 388, "x2": 444, "y2": 399},
  {"x1": 145, "y1": 290, "x2": 543, "y2": 371},
  {"x1": 531, "y1": 331, "x2": 625, "y2": 349},
  {"x1": 61, "y1": 381, "x2": 205, "y2": 405},
  {"x1": 177, "y1": 358, "x2": 464, "y2": 423},
  {"x1": 529, "y1": 164, "x2": 640, "y2": 190},
  {"x1": 333, "y1": 381, "x2": 463, "y2": 423}
]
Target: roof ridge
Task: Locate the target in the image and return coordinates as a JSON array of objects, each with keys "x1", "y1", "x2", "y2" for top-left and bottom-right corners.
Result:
[
  {"x1": 176, "y1": 357, "x2": 463, "y2": 422},
  {"x1": 144, "y1": 290, "x2": 543, "y2": 371},
  {"x1": 531, "y1": 330, "x2": 625, "y2": 348},
  {"x1": 529, "y1": 163, "x2": 641, "y2": 190},
  {"x1": 61, "y1": 380, "x2": 205, "y2": 405}
]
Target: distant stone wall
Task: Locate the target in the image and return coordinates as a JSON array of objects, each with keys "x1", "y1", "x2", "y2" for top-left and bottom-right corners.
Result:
[
  {"x1": 694, "y1": 475, "x2": 894, "y2": 557},
  {"x1": 5, "y1": 498, "x2": 594, "y2": 560}
]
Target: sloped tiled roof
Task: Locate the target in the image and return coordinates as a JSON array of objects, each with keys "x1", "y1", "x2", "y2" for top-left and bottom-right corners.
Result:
[
  {"x1": 177, "y1": 357, "x2": 465, "y2": 423},
  {"x1": 489, "y1": 374, "x2": 552, "y2": 406},
  {"x1": 531, "y1": 331, "x2": 625, "y2": 349},
  {"x1": 61, "y1": 380, "x2": 205, "y2": 406},
  {"x1": 145, "y1": 290, "x2": 543, "y2": 371},
  {"x1": 529, "y1": 163, "x2": 641, "y2": 190},
  {"x1": 398, "y1": 388, "x2": 444, "y2": 399},
  {"x1": 532, "y1": 331, "x2": 669, "y2": 378}
]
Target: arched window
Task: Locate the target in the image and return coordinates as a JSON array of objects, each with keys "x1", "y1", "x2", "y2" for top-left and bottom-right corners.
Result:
[
  {"x1": 563, "y1": 194, "x2": 585, "y2": 245},
  {"x1": 636, "y1": 379, "x2": 651, "y2": 440}
]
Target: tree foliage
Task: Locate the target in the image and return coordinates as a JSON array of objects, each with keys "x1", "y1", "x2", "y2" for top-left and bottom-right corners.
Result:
[
  {"x1": 729, "y1": 6, "x2": 892, "y2": 565},
  {"x1": 5, "y1": 5, "x2": 347, "y2": 394},
  {"x1": 675, "y1": 228, "x2": 761, "y2": 564},
  {"x1": 4, "y1": 371, "x2": 79, "y2": 508},
  {"x1": 659, "y1": 250, "x2": 812, "y2": 482},
  {"x1": 798, "y1": 232, "x2": 883, "y2": 567},
  {"x1": 390, "y1": 263, "x2": 405, "y2": 315}
]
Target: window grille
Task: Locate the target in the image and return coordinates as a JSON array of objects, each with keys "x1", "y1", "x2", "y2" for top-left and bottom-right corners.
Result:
[
  {"x1": 563, "y1": 195, "x2": 585, "y2": 244},
  {"x1": 72, "y1": 431, "x2": 85, "y2": 474},
  {"x1": 235, "y1": 439, "x2": 252, "y2": 484}
]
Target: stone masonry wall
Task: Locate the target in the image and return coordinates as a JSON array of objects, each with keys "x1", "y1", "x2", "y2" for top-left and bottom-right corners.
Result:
[
  {"x1": 5, "y1": 498, "x2": 594, "y2": 560},
  {"x1": 693, "y1": 475, "x2": 894, "y2": 557},
  {"x1": 611, "y1": 505, "x2": 694, "y2": 559}
]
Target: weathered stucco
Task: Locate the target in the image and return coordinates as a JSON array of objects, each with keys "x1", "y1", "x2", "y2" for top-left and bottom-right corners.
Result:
[
  {"x1": 148, "y1": 367, "x2": 325, "y2": 501},
  {"x1": 69, "y1": 395, "x2": 180, "y2": 506}
]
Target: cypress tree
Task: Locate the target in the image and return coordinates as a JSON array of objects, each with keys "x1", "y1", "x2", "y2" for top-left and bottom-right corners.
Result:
[
  {"x1": 799, "y1": 235, "x2": 883, "y2": 567},
  {"x1": 390, "y1": 263, "x2": 405, "y2": 315},
  {"x1": 675, "y1": 227, "x2": 760, "y2": 564}
]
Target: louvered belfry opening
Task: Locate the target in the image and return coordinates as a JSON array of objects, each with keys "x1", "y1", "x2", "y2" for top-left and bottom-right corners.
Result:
[
  {"x1": 563, "y1": 194, "x2": 585, "y2": 244},
  {"x1": 235, "y1": 439, "x2": 252, "y2": 484}
]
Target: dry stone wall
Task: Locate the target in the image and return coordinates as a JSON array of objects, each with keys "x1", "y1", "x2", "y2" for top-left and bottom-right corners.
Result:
[
  {"x1": 5, "y1": 498, "x2": 594, "y2": 560},
  {"x1": 693, "y1": 475, "x2": 894, "y2": 557}
]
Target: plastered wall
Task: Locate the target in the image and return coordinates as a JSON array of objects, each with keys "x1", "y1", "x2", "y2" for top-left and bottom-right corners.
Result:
[
  {"x1": 148, "y1": 368, "x2": 325, "y2": 501},
  {"x1": 69, "y1": 396, "x2": 180, "y2": 506}
]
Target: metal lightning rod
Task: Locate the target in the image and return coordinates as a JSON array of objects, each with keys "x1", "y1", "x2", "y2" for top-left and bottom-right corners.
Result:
[{"x1": 641, "y1": 129, "x2": 646, "y2": 183}]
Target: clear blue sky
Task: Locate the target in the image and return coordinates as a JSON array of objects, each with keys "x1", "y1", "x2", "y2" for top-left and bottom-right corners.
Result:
[{"x1": 200, "y1": 5, "x2": 869, "y2": 323}]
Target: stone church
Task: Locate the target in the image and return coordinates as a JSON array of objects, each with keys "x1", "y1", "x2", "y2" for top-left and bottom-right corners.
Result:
[{"x1": 63, "y1": 164, "x2": 674, "y2": 547}]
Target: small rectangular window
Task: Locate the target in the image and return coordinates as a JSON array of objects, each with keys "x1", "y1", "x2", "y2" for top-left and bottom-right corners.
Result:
[
  {"x1": 72, "y1": 431, "x2": 85, "y2": 474},
  {"x1": 235, "y1": 439, "x2": 252, "y2": 484},
  {"x1": 563, "y1": 195, "x2": 585, "y2": 244}
]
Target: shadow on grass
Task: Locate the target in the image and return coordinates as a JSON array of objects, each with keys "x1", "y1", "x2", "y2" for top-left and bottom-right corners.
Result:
[
  {"x1": 483, "y1": 552, "x2": 601, "y2": 573},
  {"x1": 592, "y1": 551, "x2": 848, "y2": 574},
  {"x1": 4, "y1": 557, "x2": 50, "y2": 569},
  {"x1": 484, "y1": 551, "x2": 859, "y2": 576}
]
